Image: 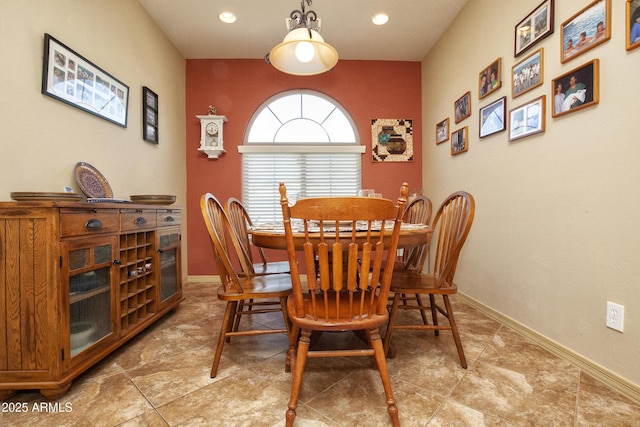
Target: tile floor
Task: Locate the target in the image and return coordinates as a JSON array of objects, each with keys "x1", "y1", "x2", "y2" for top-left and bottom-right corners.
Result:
[{"x1": 3, "y1": 281, "x2": 640, "y2": 426}]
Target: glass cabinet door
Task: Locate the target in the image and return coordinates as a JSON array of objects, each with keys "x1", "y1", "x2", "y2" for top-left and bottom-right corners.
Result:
[
  {"x1": 158, "y1": 229, "x2": 181, "y2": 302},
  {"x1": 65, "y1": 237, "x2": 116, "y2": 358}
]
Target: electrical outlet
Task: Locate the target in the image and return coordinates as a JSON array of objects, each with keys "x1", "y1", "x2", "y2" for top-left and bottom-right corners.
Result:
[{"x1": 606, "y1": 302, "x2": 624, "y2": 332}]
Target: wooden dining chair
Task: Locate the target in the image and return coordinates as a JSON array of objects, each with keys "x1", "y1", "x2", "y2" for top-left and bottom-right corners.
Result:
[
  {"x1": 393, "y1": 195, "x2": 433, "y2": 326},
  {"x1": 280, "y1": 182, "x2": 408, "y2": 427},
  {"x1": 384, "y1": 191, "x2": 475, "y2": 368},
  {"x1": 200, "y1": 193, "x2": 292, "y2": 377},
  {"x1": 396, "y1": 195, "x2": 433, "y2": 270},
  {"x1": 226, "y1": 197, "x2": 290, "y2": 276},
  {"x1": 225, "y1": 197, "x2": 290, "y2": 335}
]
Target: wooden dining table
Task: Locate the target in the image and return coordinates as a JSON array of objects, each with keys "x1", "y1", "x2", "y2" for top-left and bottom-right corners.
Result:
[
  {"x1": 249, "y1": 221, "x2": 432, "y2": 359},
  {"x1": 249, "y1": 222, "x2": 432, "y2": 251}
]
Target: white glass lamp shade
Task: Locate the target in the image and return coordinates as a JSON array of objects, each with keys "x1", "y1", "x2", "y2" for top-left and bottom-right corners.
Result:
[{"x1": 269, "y1": 27, "x2": 339, "y2": 76}]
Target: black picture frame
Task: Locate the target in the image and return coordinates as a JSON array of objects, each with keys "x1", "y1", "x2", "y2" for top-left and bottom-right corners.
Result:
[
  {"x1": 515, "y1": 0, "x2": 554, "y2": 57},
  {"x1": 479, "y1": 96, "x2": 507, "y2": 138},
  {"x1": 143, "y1": 87, "x2": 158, "y2": 144},
  {"x1": 41, "y1": 33, "x2": 129, "y2": 127}
]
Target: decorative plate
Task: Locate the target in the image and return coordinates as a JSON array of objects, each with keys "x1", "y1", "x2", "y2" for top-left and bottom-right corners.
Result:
[
  {"x1": 130, "y1": 195, "x2": 176, "y2": 205},
  {"x1": 74, "y1": 162, "x2": 114, "y2": 199},
  {"x1": 10, "y1": 191, "x2": 84, "y2": 201}
]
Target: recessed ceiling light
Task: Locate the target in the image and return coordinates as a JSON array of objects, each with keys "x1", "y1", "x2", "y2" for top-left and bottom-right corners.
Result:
[
  {"x1": 372, "y1": 13, "x2": 389, "y2": 26},
  {"x1": 218, "y1": 12, "x2": 236, "y2": 24}
]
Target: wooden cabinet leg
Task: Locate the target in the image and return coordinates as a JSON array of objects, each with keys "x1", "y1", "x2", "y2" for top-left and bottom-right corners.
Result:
[{"x1": 40, "y1": 382, "x2": 72, "y2": 400}]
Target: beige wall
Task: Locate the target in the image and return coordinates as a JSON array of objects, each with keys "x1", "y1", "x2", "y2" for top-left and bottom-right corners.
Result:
[
  {"x1": 423, "y1": 0, "x2": 640, "y2": 387},
  {"x1": 0, "y1": 0, "x2": 187, "y2": 269}
]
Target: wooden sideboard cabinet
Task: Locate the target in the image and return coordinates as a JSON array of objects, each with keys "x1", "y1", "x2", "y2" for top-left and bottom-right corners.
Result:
[{"x1": 0, "y1": 201, "x2": 182, "y2": 399}]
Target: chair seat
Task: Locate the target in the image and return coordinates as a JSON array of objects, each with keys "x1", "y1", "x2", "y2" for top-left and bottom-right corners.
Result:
[
  {"x1": 217, "y1": 273, "x2": 292, "y2": 301},
  {"x1": 287, "y1": 291, "x2": 388, "y2": 331},
  {"x1": 390, "y1": 270, "x2": 458, "y2": 295}
]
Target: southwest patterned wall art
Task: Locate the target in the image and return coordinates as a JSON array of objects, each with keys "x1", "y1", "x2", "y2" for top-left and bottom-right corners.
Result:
[{"x1": 371, "y1": 118, "x2": 413, "y2": 162}]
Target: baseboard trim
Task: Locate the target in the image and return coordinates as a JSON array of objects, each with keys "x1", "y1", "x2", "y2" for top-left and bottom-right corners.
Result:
[
  {"x1": 456, "y1": 292, "x2": 640, "y2": 404},
  {"x1": 185, "y1": 275, "x2": 220, "y2": 285}
]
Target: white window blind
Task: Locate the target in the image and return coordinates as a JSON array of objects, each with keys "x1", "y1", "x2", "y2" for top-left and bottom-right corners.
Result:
[
  {"x1": 242, "y1": 151, "x2": 362, "y2": 223},
  {"x1": 240, "y1": 90, "x2": 362, "y2": 223}
]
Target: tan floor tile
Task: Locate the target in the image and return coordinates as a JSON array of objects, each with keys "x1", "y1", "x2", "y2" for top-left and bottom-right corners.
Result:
[
  {"x1": 427, "y1": 400, "x2": 517, "y2": 426},
  {"x1": 449, "y1": 328, "x2": 580, "y2": 425},
  {"x1": 288, "y1": 356, "x2": 368, "y2": 403},
  {"x1": 385, "y1": 329, "x2": 468, "y2": 392},
  {"x1": 172, "y1": 313, "x2": 222, "y2": 344},
  {"x1": 4, "y1": 372, "x2": 152, "y2": 426},
  {"x1": 112, "y1": 322, "x2": 203, "y2": 371},
  {"x1": 157, "y1": 363, "x2": 292, "y2": 427},
  {"x1": 303, "y1": 368, "x2": 400, "y2": 426},
  {"x1": 303, "y1": 368, "x2": 444, "y2": 427},
  {"x1": 118, "y1": 410, "x2": 170, "y2": 427},
  {"x1": 127, "y1": 344, "x2": 223, "y2": 407},
  {"x1": 576, "y1": 373, "x2": 640, "y2": 426},
  {"x1": 214, "y1": 332, "x2": 290, "y2": 367},
  {"x1": 390, "y1": 380, "x2": 446, "y2": 426},
  {"x1": 271, "y1": 403, "x2": 342, "y2": 427}
]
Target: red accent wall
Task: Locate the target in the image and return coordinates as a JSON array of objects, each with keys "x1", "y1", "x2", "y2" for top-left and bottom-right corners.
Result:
[{"x1": 186, "y1": 59, "x2": 422, "y2": 275}]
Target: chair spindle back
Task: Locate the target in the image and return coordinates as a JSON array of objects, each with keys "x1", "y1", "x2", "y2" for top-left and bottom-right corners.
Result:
[
  {"x1": 200, "y1": 193, "x2": 246, "y2": 293},
  {"x1": 280, "y1": 182, "x2": 408, "y2": 323},
  {"x1": 431, "y1": 191, "x2": 475, "y2": 288},
  {"x1": 400, "y1": 195, "x2": 432, "y2": 270}
]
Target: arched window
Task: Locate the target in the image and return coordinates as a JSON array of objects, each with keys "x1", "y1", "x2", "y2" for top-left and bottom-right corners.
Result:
[{"x1": 239, "y1": 90, "x2": 364, "y2": 222}]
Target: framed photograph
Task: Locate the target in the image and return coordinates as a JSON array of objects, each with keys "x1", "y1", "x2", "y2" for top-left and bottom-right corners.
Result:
[
  {"x1": 451, "y1": 127, "x2": 468, "y2": 155},
  {"x1": 479, "y1": 96, "x2": 507, "y2": 138},
  {"x1": 371, "y1": 118, "x2": 413, "y2": 162},
  {"x1": 508, "y1": 95, "x2": 546, "y2": 141},
  {"x1": 627, "y1": 0, "x2": 640, "y2": 51},
  {"x1": 436, "y1": 118, "x2": 449, "y2": 144},
  {"x1": 561, "y1": 0, "x2": 611, "y2": 63},
  {"x1": 454, "y1": 92, "x2": 471, "y2": 123},
  {"x1": 143, "y1": 86, "x2": 158, "y2": 144},
  {"x1": 552, "y1": 59, "x2": 599, "y2": 118},
  {"x1": 515, "y1": 0, "x2": 554, "y2": 57},
  {"x1": 512, "y1": 48, "x2": 544, "y2": 98},
  {"x1": 479, "y1": 58, "x2": 502, "y2": 99},
  {"x1": 41, "y1": 33, "x2": 129, "y2": 127}
]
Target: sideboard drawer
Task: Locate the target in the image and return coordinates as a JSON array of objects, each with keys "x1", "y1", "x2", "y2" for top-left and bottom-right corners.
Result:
[
  {"x1": 157, "y1": 209, "x2": 181, "y2": 227},
  {"x1": 120, "y1": 209, "x2": 157, "y2": 231},
  {"x1": 60, "y1": 210, "x2": 119, "y2": 237}
]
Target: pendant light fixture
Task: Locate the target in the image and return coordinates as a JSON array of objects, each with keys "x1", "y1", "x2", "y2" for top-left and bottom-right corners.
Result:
[{"x1": 265, "y1": 0, "x2": 338, "y2": 76}]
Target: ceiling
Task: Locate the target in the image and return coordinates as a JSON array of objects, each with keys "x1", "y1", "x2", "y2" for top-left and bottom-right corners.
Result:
[{"x1": 138, "y1": 0, "x2": 468, "y2": 61}]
